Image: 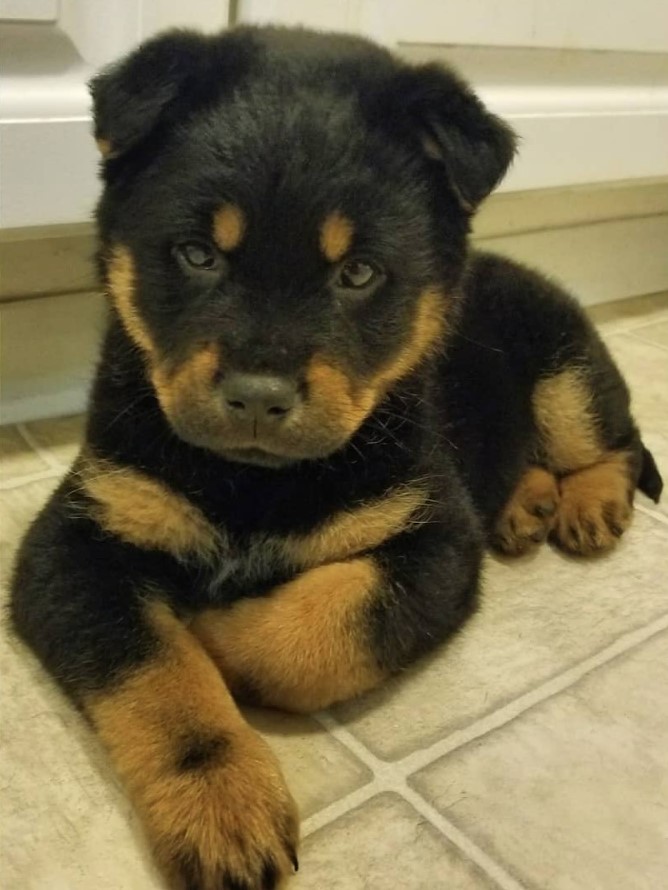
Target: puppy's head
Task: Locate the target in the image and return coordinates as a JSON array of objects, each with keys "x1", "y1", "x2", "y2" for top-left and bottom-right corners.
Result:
[{"x1": 92, "y1": 26, "x2": 515, "y2": 467}]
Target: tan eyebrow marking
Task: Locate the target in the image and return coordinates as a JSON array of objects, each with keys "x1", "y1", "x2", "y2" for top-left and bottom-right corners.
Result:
[
  {"x1": 213, "y1": 204, "x2": 246, "y2": 252},
  {"x1": 320, "y1": 212, "x2": 354, "y2": 262}
]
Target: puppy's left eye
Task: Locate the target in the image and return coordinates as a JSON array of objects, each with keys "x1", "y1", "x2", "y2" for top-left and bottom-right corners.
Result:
[
  {"x1": 174, "y1": 242, "x2": 222, "y2": 272},
  {"x1": 335, "y1": 260, "x2": 381, "y2": 290}
]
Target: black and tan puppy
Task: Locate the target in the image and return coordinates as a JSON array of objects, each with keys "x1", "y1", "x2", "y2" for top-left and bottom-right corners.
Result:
[{"x1": 10, "y1": 25, "x2": 662, "y2": 890}]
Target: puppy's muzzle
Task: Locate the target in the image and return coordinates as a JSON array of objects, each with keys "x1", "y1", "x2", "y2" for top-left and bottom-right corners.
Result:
[{"x1": 219, "y1": 373, "x2": 300, "y2": 431}]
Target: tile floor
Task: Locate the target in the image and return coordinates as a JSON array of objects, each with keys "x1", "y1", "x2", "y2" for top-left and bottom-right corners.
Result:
[{"x1": 1, "y1": 292, "x2": 668, "y2": 890}]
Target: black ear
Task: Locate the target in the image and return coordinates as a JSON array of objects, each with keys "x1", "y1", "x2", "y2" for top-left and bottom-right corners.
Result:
[
  {"x1": 89, "y1": 30, "x2": 205, "y2": 160},
  {"x1": 389, "y1": 63, "x2": 517, "y2": 211},
  {"x1": 89, "y1": 29, "x2": 251, "y2": 162}
]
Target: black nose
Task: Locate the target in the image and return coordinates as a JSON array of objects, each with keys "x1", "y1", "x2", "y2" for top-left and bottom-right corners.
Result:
[{"x1": 220, "y1": 373, "x2": 299, "y2": 422}]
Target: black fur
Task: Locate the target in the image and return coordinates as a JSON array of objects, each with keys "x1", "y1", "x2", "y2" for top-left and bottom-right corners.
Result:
[{"x1": 9, "y1": 25, "x2": 662, "y2": 890}]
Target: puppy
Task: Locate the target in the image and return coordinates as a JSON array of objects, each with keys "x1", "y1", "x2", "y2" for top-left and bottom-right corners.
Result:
[{"x1": 11, "y1": 25, "x2": 662, "y2": 890}]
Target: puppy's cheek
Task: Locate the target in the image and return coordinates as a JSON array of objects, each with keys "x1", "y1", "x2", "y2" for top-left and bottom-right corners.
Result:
[
  {"x1": 303, "y1": 357, "x2": 377, "y2": 445},
  {"x1": 151, "y1": 344, "x2": 223, "y2": 435}
]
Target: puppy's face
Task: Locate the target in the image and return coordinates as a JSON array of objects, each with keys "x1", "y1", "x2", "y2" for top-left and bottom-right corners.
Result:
[{"x1": 93, "y1": 28, "x2": 514, "y2": 466}]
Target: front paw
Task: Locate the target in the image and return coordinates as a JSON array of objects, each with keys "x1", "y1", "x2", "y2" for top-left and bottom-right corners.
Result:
[{"x1": 140, "y1": 728, "x2": 299, "y2": 890}]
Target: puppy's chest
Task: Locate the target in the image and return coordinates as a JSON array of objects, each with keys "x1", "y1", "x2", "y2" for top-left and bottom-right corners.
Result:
[
  {"x1": 201, "y1": 530, "x2": 296, "y2": 600},
  {"x1": 191, "y1": 482, "x2": 431, "y2": 603}
]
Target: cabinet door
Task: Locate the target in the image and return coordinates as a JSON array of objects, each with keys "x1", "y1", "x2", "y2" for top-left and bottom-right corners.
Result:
[
  {"x1": 0, "y1": 0, "x2": 230, "y2": 229},
  {"x1": 236, "y1": 0, "x2": 668, "y2": 191}
]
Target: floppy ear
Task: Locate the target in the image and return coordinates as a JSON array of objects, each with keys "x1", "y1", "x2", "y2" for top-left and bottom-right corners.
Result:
[
  {"x1": 388, "y1": 63, "x2": 517, "y2": 211},
  {"x1": 89, "y1": 30, "x2": 204, "y2": 160},
  {"x1": 89, "y1": 29, "x2": 251, "y2": 163}
]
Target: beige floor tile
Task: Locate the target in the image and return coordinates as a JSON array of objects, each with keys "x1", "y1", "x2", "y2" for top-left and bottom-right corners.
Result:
[
  {"x1": 1, "y1": 477, "x2": 371, "y2": 886},
  {"x1": 410, "y1": 631, "x2": 668, "y2": 890},
  {"x1": 295, "y1": 792, "x2": 495, "y2": 889},
  {"x1": 587, "y1": 290, "x2": 668, "y2": 335},
  {"x1": 628, "y1": 319, "x2": 668, "y2": 350},
  {"x1": 244, "y1": 708, "x2": 372, "y2": 819},
  {"x1": 0, "y1": 476, "x2": 62, "y2": 571},
  {"x1": 334, "y1": 511, "x2": 668, "y2": 760},
  {"x1": 23, "y1": 414, "x2": 86, "y2": 468},
  {"x1": 0, "y1": 425, "x2": 49, "y2": 482},
  {"x1": 1, "y1": 621, "x2": 165, "y2": 890},
  {"x1": 605, "y1": 333, "x2": 668, "y2": 516}
]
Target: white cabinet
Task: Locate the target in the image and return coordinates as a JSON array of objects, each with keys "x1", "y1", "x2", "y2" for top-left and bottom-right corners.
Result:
[
  {"x1": 1, "y1": 0, "x2": 666, "y2": 225},
  {"x1": 0, "y1": 0, "x2": 230, "y2": 229},
  {"x1": 237, "y1": 0, "x2": 668, "y2": 193}
]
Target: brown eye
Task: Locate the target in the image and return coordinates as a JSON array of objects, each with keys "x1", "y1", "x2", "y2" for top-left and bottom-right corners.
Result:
[
  {"x1": 336, "y1": 260, "x2": 380, "y2": 290},
  {"x1": 175, "y1": 242, "x2": 220, "y2": 271}
]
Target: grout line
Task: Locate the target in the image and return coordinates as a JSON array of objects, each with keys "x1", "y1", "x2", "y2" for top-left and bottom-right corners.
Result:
[
  {"x1": 15, "y1": 424, "x2": 62, "y2": 471},
  {"x1": 306, "y1": 612, "x2": 668, "y2": 873},
  {"x1": 394, "y1": 612, "x2": 668, "y2": 778},
  {"x1": 301, "y1": 779, "x2": 381, "y2": 838},
  {"x1": 636, "y1": 502, "x2": 668, "y2": 527},
  {"x1": 598, "y1": 311, "x2": 668, "y2": 337},
  {"x1": 401, "y1": 786, "x2": 526, "y2": 890},
  {"x1": 0, "y1": 468, "x2": 63, "y2": 491},
  {"x1": 624, "y1": 330, "x2": 668, "y2": 355},
  {"x1": 311, "y1": 714, "x2": 524, "y2": 890}
]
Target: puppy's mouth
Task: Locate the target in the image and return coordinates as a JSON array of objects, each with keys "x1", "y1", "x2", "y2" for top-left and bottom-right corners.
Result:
[{"x1": 218, "y1": 446, "x2": 298, "y2": 468}]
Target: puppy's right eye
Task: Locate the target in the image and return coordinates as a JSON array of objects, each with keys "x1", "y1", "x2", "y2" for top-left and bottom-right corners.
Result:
[{"x1": 174, "y1": 242, "x2": 222, "y2": 272}]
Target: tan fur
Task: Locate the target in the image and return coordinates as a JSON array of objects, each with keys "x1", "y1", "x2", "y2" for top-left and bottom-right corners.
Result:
[
  {"x1": 493, "y1": 466, "x2": 560, "y2": 555},
  {"x1": 553, "y1": 451, "x2": 634, "y2": 555},
  {"x1": 306, "y1": 287, "x2": 447, "y2": 436},
  {"x1": 191, "y1": 558, "x2": 386, "y2": 713},
  {"x1": 151, "y1": 342, "x2": 220, "y2": 419},
  {"x1": 319, "y1": 212, "x2": 354, "y2": 262},
  {"x1": 373, "y1": 287, "x2": 446, "y2": 392},
  {"x1": 107, "y1": 246, "x2": 156, "y2": 356},
  {"x1": 80, "y1": 456, "x2": 223, "y2": 561},
  {"x1": 281, "y1": 484, "x2": 428, "y2": 568},
  {"x1": 86, "y1": 601, "x2": 298, "y2": 886},
  {"x1": 533, "y1": 369, "x2": 602, "y2": 472},
  {"x1": 213, "y1": 204, "x2": 246, "y2": 252},
  {"x1": 96, "y1": 137, "x2": 112, "y2": 157}
]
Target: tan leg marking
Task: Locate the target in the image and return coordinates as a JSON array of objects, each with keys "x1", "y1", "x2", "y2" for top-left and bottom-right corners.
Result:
[
  {"x1": 553, "y1": 451, "x2": 634, "y2": 555},
  {"x1": 213, "y1": 203, "x2": 246, "y2": 252},
  {"x1": 493, "y1": 466, "x2": 560, "y2": 556},
  {"x1": 319, "y1": 212, "x2": 354, "y2": 262},
  {"x1": 533, "y1": 368, "x2": 602, "y2": 472},
  {"x1": 79, "y1": 456, "x2": 222, "y2": 562},
  {"x1": 190, "y1": 558, "x2": 386, "y2": 713},
  {"x1": 86, "y1": 601, "x2": 298, "y2": 889}
]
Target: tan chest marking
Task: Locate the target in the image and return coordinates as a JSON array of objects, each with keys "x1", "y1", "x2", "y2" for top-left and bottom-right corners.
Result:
[
  {"x1": 79, "y1": 457, "x2": 223, "y2": 562},
  {"x1": 280, "y1": 484, "x2": 429, "y2": 569}
]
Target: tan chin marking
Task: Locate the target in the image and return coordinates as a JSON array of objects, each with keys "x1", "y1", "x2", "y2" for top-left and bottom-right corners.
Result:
[
  {"x1": 213, "y1": 204, "x2": 246, "y2": 252},
  {"x1": 320, "y1": 212, "x2": 354, "y2": 262},
  {"x1": 107, "y1": 245, "x2": 156, "y2": 356}
]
